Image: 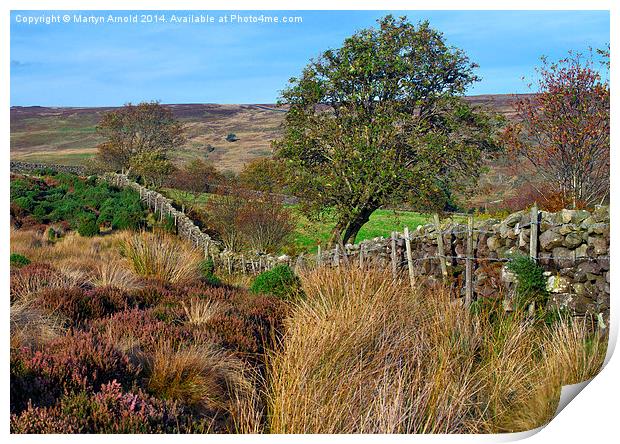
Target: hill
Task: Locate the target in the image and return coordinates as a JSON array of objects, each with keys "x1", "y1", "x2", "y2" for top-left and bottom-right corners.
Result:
[
  {"x1": 10, "y1": 95, "x2": 532, "y2": 210},
  {"x1": 10, "y1": 95, "x2": 526, "y2": 170}
]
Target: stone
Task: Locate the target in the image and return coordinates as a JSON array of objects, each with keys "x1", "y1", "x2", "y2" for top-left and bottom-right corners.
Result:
[
  {"x1": 487, "y1": 236, "x2": 502, "y2": 252},
  {"x1": 572, "y1": 283, "x2": 586, "y2": 296},
  {"x1": 505, "y1": 211, "x2": 522, "y2": 227},
  {"x1": 574, "y1": 244, "x2": 588, "y2": 258},
  {"x1": 587, "y1": 236, "x2": 608, "y2": 255},
  {"x1": 588, "y1": 223, "x2": 609, "y2": 236},
  {"x1": 563, "y1": 232, "x2": 583, "y2": 249},
  {"x1": 501, "y1": 266, "x2": 517, "y2": 284},
  {"x1": 539, "y1": 229, "x2": 564, "y2": 251},
  {"x1": 561, "y1": 209, "x2": 589, "y2": 224},
  {"x1": 552, "y1": 247, "x2": 575, "y2": 268},
  {"x1": 547, "y1": 275, "x2": 571, "y2": 293},
  {"x1": 559, "y1": 224, "x2": 578, "y2": 235}
]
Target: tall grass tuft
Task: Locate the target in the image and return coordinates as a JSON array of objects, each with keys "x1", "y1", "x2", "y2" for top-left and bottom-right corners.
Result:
[
  {"x1": 266, "y1": 266, "x2": 607, "y2": 434},
  {"x1": 118, "y1": 231, "x2": 201, "y2": 284}
]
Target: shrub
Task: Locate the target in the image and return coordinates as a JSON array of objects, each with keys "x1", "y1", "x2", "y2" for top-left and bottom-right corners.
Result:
[
  {"x1": 506, "y1": 255, "x2": 548, "y2": 310},
  {"x1": 250, "y1": 265, "x2": 301, "y2": 300},
  {"x1": 119, "y1": 231, "x2": 201, "y2": 284},
  {"x1": 77, "y1": 216, "x2": 99, "y2": 237},
  {"x1": 10, "y1": 253, "x2": 31, "y2": 268},
  {"x1": 11, "y1": 331, "x2": 139, "y2": 414},
  {"x1": 236, "y1": 197, "x2": 295, "y2": 254},
  {"x1": 238, "y1": 158, "x2": 288, "y2": 193},
  {"x1": 204, "y1": 194, "x2": 246, "y2": 252},
  {"x1": 226, "y1": 133, "x2": 239, "y2": 142},
  {"x1": 198, "y1": 258, "x2": 221, "y2": 286},
  {"x1": 10, "y1": 380, "x2": 210, "y2": 433},
  {"x1": 10, "y1": 263, "x2": 63, "y2": 302},
  {"x1": 34, "y1": 286, "x2": 128, "y2": 325}
]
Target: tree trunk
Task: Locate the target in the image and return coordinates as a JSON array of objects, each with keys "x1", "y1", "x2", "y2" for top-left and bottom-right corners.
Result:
[{"x1": 343, "y1": 207, "x2": 375, "y2": 245}]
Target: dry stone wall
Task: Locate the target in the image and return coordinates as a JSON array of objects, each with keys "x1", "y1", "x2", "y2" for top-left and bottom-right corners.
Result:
[{"x1": 323, "y1": 207, "x2": 610, "y2": 319}]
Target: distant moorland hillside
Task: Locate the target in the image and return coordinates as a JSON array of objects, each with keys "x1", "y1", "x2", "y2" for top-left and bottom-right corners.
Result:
[{"x1": 10, "y1": 94, "x2": 532, "y2": 209}]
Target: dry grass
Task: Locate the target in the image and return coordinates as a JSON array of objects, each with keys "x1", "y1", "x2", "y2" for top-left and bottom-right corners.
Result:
[
  {"x1": 182, "y1": 299, "x2": 226, "y2": 326},
  {"x1": 144, "y1": 341, "x2": 260, "y2": 431},
  {"x1": 118, "y1": 231, "x2": 201, "y2": 284},
  {"x1": 91, "y1": 260, "x2": 142, "y2": 291},
  {"x1": 10, "y1": 300, "x2": 67, "y2": 349},
  {"x1": 265, "y1": 266, "x2": 607, "y2": 434}
]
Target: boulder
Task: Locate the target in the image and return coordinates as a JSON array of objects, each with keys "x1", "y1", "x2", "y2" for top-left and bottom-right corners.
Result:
[
  {"x1": 587, "y1": 236, "x2": 608, "y2": 255},
  {"x1": 563, "y1": 232, "x2": 583, "y2": 249},
  {"x1": 540, "y1": 229, "x2": 564, "y2": 251},
  {"x1": 561, "y1": 209, "x2": 590, "y2": 224},
  {"x1": 552, "y1": 247, "x2": 575, "y2": 268},
  {"x1": 487, "y1": 236, "x2": 502, "y2": 252},
  {"x1": 588, "y1": 223, "x2": 609, "y2": 236},
  {"x1": 547, "y1": 275, "x2": 571, "y2": 293}
]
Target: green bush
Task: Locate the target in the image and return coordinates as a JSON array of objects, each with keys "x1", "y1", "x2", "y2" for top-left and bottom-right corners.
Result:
[
  {"x1": 10, "y1": 253, "x2": 31, "y2": 268},
  {"x1": 77, "y1": 216, "x2": 99, "y2": 237},
  {"x1": 250, "y1": 264, "x2": 302, "y2": 300},
  {"x1": 506, "y1": 255, "x2": 548, "y2": 310},
  {"x1": 198, "y1": 258, "x2": 221, "y2": 286},
  {"x1": 10, "y1": 174, "x2": 146, "y2": 233}
]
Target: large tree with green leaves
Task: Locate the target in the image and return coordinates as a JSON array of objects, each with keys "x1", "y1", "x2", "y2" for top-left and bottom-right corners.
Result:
[
  {"x1": 274, "y1": 16, "x2": 500, "y2": 245},
  {"x1": 95, "y1": 101, "x2": 185, "y2": 178}
]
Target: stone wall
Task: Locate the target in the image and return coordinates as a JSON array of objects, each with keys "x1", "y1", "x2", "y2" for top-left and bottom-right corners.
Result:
[
  {"x1": 10, "y1": 161, "x2": 87, "y2": 176},
  {"x1": 10, "y1": 162, "x2": 609, "y2": 319},
  {"x1": 321, "y1": 207, "x2": 610, "y2": 319}
]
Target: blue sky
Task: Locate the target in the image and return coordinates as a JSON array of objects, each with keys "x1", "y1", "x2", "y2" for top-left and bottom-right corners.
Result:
[{"x1": 10, "y1": 10, "x2": 610, "y2": 106}]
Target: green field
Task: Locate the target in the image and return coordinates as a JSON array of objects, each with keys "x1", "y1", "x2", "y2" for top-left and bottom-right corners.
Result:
[{"x1": 164, "y1": 188, "x2": 433, "y2": 253}]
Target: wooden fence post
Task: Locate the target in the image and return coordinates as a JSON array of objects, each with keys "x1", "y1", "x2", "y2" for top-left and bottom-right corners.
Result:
[
  {"x1": 433, "y1": 213, "x2": 448, "y2": 279},
  {"x1": 359, "y1": 243, "x2": 364, "y2": 268},
  {"x1": 333, "y1": 245, "x2": 339, "y2": 267},
  {"x1": 241, "y1": 255, "x2": 246, "y2": 274},
  {"x1": 530, "y1": 203, "x2": 539, "y2": 261},
  {"x1": 390, "y1": 231, "x2": 398, "y2": 280},
  {"x1": 317, "y1": 245, "x2": 322, "y2": 268},
  {"x1": 404, "y1": 227, "x2": 415, "y2": 290},
  {"x1": 465, "y1": 215, "x2": 474, "y2": 307}
]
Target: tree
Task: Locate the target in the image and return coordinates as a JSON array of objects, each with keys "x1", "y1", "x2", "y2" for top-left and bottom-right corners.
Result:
[
  {"x1": 95, "y1": 101, "x2": 185, "y2": 175},
  {"x1": 129, "y1": 150, "x2": 173, "y2": 188},
  {"x1": 274, "y1": 16, "x2": 499, "y2": 245},
  {"x1": 502, "y1": 52, "x2": 610, "y2": 209},
  {"x1": 238, "y1": 158, "x2": 288, "y2": 193},
  {"x1": 170, "y1": 159, "x2": 223, "y2": 206}
]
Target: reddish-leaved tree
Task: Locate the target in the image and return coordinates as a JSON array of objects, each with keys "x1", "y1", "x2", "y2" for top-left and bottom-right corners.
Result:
[{"x1": 502, "y1": 52, "x2": 609, "y2": 209}]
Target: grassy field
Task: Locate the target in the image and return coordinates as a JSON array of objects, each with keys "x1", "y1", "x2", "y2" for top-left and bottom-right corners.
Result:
[{"x1": 164, "y1": 188, "x2": 433, "y2": 253}]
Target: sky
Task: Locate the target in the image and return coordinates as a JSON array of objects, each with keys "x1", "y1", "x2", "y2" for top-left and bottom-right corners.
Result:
[{"x1": 10, "y1": 10, "x2": 610, "y2": 106}]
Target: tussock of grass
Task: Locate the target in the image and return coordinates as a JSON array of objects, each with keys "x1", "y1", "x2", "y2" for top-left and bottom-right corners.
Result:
[
  {"x1": 182, "y1": 299, "x2": 226, "y2": 325},
  {"x1": 91, "y1": 260, "x2": 142, "y2": 291},
  {"x1": 118, "y1": 231, "x2": 201, "y2": 284},
  {"x1": 10, "y1": 300, "x2": 66, "y2": 349},
  {"x1": 266, "y1": 266, "x2": 607, "y2": 433},
  {"x1": 144, "y1": 341, "x2": 258, "y2": 424}
]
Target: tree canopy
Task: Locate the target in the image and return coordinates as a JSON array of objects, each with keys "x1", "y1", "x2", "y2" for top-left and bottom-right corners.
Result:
[
  {"x1": 95, "y1": 101, "x2": 185, "y2": 180},
  {"x1": 502, "y1": 51, "x2": 609, "y2": 209},
  {"x1": 274, "y1": 16, "x2": 500, "y2": 245}
]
